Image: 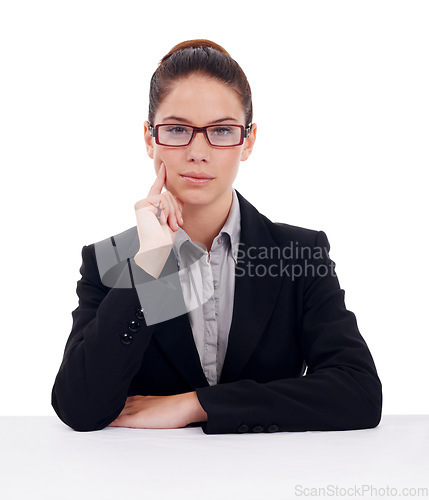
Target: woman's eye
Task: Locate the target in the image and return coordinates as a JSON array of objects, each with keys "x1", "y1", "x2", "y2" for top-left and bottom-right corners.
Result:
[
  {"x1": 213, "y1": 127, "x2": 232, "y2": 135},
  {"x1": 166, "y1": 126, "x2": 188, "y2": 134}
]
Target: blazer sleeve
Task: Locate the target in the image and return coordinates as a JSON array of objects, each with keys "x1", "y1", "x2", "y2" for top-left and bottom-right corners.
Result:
[
  {"x1": 195, "y1": 230, "x2": 382, "y2": 434},
  {"x1": 51, "y1": 244, "x2": 157, "y2": 431}
]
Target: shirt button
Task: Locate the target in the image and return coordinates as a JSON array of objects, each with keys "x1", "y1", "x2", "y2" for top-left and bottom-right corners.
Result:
[
  {"x1": 213, "y1": 281, "x2": 218, "y2": 289},
  {"x1": 217, "y1": 237, "x2": 223, "y2": 245}
]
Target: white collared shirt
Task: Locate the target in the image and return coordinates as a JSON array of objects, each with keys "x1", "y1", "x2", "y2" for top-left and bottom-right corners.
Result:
[{"x1": 172, "y1": 189, "x2": 241, "y2": 386}]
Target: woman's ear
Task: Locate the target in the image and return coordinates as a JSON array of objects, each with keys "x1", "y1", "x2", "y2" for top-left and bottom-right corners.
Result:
[
  {"x1": 143, "y1": 120, "x2": 154, "y2": 159},
  {"x1": 240, "y1": 123, "x2": 257, "y2": 161}
]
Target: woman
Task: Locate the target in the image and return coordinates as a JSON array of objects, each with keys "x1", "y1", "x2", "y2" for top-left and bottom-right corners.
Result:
[{"x1": 51, "y1": 39, "x2": 382, "y2": 434}]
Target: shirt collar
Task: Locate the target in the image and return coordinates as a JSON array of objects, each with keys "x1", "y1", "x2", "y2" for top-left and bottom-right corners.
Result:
[{"x1": 173, "y1": 188, "x2": 241, "y2": 265}]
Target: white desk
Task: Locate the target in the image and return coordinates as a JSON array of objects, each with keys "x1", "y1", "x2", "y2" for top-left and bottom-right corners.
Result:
[{"x1": 1, "y1": 416, "x2": 428, "y2": 500}]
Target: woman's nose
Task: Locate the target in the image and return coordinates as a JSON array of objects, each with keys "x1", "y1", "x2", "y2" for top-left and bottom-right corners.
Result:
[{"x1": 187, "y1": 130, "x2": 211, "y2": 160}]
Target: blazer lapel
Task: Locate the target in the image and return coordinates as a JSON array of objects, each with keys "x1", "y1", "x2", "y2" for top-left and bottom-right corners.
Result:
[
  {"x1": 219, "y1": 190, "x2": 283, "y2": 383},
  {"x1": 152, "y1": 312, "x2": 210, "y2": 389}
]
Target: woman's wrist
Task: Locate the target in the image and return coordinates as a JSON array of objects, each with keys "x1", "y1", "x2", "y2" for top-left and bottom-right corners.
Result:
[
  {"x1": 134, "y1": 245, "x2": 173, "y2": 278},
  {"x1": 181, "y1": 391, "x2": 208, "y2": 424}
]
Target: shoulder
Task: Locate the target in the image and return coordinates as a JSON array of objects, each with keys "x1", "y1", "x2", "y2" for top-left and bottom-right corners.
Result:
[
  {"x1": 81, "y1": 225, "x2": 138, "y2": 266},
  {"x1": 234, "y1": 189, "x2": 332, "y2": 253},
  {"x1": 80, "y1": 226, "x2": 139, "y2": 288},
  {"x1": 89, "y1": 225, "x2": 139, "y2": 258},
  {"x1": 263, "y1": 218, "x2": 331, "y2": 256},
  {"x1": 235, "y1": 189, "x2": 326, "y2": 243},
  {"x1": 269, "y1": 218, "x2": 322, "y2": 245}
]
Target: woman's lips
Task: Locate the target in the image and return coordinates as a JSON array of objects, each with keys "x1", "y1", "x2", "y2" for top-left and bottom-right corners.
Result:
[{"x1": 180, "y1": 175, "x2": 214, "y2": 186}]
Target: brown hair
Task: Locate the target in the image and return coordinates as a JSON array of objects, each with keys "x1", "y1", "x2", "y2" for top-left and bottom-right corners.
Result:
[{"x1": 148, "y1": 39, "x2": 253, "y2": 127}]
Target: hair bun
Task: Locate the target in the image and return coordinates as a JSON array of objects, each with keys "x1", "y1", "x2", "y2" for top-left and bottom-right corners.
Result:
[{"x1": 160, "y1": 39, "x2": 230, "y2": 64}]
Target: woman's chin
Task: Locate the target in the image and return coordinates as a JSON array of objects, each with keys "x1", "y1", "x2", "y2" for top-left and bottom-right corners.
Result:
[{"x1": 171, "y1": 184, "x2": 216, "y2": 205}]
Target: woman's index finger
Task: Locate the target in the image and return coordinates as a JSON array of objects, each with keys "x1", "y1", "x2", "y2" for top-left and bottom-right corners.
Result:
[{"x1": 147, "y1": 162, "x2": 166, "y2": 197}]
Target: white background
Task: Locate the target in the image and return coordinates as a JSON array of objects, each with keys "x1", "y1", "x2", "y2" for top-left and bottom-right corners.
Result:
[{"x1": 0, "y1": 0, "x2": 427, "y2": 415}]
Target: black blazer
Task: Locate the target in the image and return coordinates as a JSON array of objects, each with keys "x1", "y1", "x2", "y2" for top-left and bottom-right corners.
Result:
[{"x1": 51, "y1": 190, "x2": 382, "y2": 434}]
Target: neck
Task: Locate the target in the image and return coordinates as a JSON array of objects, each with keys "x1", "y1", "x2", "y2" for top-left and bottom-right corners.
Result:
[{"x1": 180, "y1": 188, "x2": 233, "y2": 252}]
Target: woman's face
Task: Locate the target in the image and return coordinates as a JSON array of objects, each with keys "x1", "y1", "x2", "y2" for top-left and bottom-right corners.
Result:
[{"x1": 144, "y1": 73, "x2": 256, "y2": 207}]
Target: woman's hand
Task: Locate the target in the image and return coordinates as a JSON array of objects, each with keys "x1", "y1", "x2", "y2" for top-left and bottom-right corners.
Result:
[
  {"x1": 133, "y1": 161, "x2": 184, "y2": 277},
  {"x1": 107, "y1": 392, "x2": 208, "y2": 429}
]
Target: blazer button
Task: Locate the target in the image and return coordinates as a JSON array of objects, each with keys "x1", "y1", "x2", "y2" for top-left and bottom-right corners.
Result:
[
  {"x1": 267, "y1": 424, "x2": 279, "y2": 433},
  {"x1": 120, "y1": 332, "x2": 133, "y2": 345},
  {"x1": 252, "y1": 425, "x2": 264, "y2": 433},
  {"x1": 134, "y1": 307, "x2": 145, "y2": 320},
  {"x1": 237, "y1": 424, "x2": 249, "y2": 433},
  {"x1": 127, "y1": 320, "x2": 140, "y2": 332}
]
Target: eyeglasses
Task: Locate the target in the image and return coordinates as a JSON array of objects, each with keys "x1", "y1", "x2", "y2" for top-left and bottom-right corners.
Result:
[{"x1": 148, "y1": 123, "x2": 251, "y2": 147}]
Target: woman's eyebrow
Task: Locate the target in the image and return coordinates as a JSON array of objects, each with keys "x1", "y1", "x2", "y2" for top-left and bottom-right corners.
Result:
[{"x1": 161, "y1": 116, "x2": 239, "y2": 124}]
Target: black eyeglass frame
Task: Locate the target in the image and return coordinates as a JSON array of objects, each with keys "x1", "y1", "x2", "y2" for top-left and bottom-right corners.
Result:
[{"x1": 148, "y1": 123, "x2": 252, "y2": 147}]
